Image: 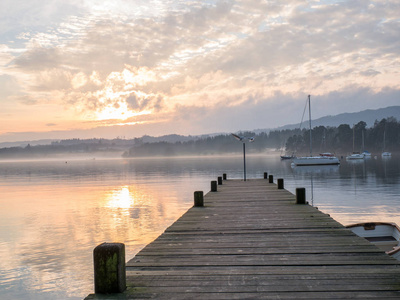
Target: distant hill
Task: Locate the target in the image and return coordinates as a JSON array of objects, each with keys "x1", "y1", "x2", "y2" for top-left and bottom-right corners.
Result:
[
  {"x1": 2, "y1": 106, "x2": 399, "y2": 148},
  {"x1": 0, "y1": 139, "x2": 58, "y2": 148},
  {"x1": 254, "y1": 106, "x2": 400, "y2": 133}
]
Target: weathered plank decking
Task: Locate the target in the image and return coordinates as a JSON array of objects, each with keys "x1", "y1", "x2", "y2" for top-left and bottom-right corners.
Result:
[{"x1": 86, "y1": 178, "x2": 400, "y2": 299}]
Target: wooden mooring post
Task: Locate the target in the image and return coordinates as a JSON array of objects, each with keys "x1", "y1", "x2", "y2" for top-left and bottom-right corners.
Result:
[
  {"x1": 194, "y1": 191, "x2": 204, "y2": 207},
  {"x1": 296, "y1": 187, "x2": 306, "y2": 204},
  {"x1": 93, "y1": 243, "x2": 126, "y2": 294},
  {"x1": 211, "y1": 180, "x2": 217, "y2": 192},
  {"x1": 277, "y1": 178, "x2": 284, "y2": 189}
]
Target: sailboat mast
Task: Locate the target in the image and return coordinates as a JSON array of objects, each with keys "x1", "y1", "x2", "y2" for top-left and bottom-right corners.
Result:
[
  {"x1": 383, "y1": 129, "x2": 386, "y2": 151},
  {"x1": 362, "y1": 130, "x2": 364, "y2": 152},
  {"x1": 308, "y1": 95, "x2": 312, "y2": 157}
]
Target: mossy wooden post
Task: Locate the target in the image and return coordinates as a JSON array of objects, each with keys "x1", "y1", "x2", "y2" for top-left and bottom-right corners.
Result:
[
  {"x1": 211, "y1": 180, "x2": 217, "y2": 192},
  {"x1": 223, "y1": 173, "x2": 227, "y2": 180},
  {"x1": 277, "y1": 178, "x2": 284, "y2": 189},
  {"x1": 268, "y1": 175, "x2": 273, "y2": 183},
  {"x1": 264, "y1": 172, "x2": 268, "y2": 179},
  {"x1": 93, "y1": 242, "x2": 126, "y2": 294},
  {"x1": 296, "y1": 187, "x2": 306, "y2": 204},
  {"x1": 218, "y1": 176, "x2": 223, "y2": 185},
  {"x1": 194, "y1": 191, "x2": 204, "y2": 207}
]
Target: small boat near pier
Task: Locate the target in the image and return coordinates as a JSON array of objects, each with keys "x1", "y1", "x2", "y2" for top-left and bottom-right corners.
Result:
[{"x1": 346, "y1": 222, "x2": 400, "y2": 260}]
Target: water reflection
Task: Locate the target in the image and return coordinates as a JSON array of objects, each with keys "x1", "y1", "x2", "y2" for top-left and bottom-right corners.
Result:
[
  {"x1": 0, "y1": 155, "x2": 399, "y2": 299},
  {"x1": 291, "y1": 164, "x2": 340, "y2": 175},
  {"x1": 106, "y1": 186, "x2": 134, "y2": 210}
]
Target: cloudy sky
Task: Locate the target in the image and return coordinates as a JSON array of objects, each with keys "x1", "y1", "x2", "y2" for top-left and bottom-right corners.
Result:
[{"x1": 0, "y1": 0, "x2": 399, "y2": 142}]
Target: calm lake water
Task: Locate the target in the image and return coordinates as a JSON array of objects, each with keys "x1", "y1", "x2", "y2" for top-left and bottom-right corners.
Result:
[{"x1": 1, "y1": 154, "x2": 400, "y2": 299}]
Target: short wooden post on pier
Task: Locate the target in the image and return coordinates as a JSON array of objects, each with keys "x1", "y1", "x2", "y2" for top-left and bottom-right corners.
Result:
[
  {"x1": 217, "y1": 176, "x2": 223, "y2": 185},
  {"x1": 296, "y1": 187, "x2": 306, "y2": 204},
  {"x1": 268, "y1": 175, "x2": 273, "y2": 183},
  {"x1": 263, "y1": 172, "x2": 268, "y2": 179},
  {"x1": 223, "y1": 173, "x2": 227, "y2": 180},
  {"x1": 93, "y1": 242, "x2": 126, "y2": 294},
  {"x1": 277, "y1": 178, "x2": 284, "y2": 189},
  {"x1": 211, "y1": 180, "x2": 217, "y2": 192},
  {"x1": 194, "y1": 191, "x2": 204, "y2": 207}
]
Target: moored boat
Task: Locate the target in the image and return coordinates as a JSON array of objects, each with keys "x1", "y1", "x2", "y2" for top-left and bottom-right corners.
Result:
[
  {"x1": 292, "y1": 95, "x2": 340, "y2": 166},
  {"x1": 346, "y1": 222, "x2": 400, "y2": 260},
  {"x1": 346, "y1": 152, "x2": 365, "y2": 160},
  {"x1": 280, "y1": 154, "x2": 295, "y2": 160},
  {"x1": 346, "y1": 125, "x2": 365, "y2": 160},
  {"x1": 362, "y1": 150, "x2": 372, "y2": 157}
]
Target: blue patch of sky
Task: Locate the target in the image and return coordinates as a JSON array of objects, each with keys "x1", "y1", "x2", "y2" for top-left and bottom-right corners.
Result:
[
  {"x1": 302, "y1": 0, "x2": 345, "y2": 12},
  {"x1": 258, "y1": 16, "x2": 286, "y2": 32}
]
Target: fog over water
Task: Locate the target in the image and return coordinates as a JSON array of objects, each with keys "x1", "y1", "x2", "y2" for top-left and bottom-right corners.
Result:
[{"x1": 0, "y1": 154, "x2": 399, "y2": 299}]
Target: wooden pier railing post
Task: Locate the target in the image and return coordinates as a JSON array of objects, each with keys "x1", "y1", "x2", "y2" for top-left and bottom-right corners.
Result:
[
  {"x1": 264, "y1": 172, "x2": 268, "y2": 179},
  {"x1": 211, "y1": 180, "x2": 217, "y2": 192},
  {"x1": 223, "y1": 173, "x2": 227, "y2": 180},
  {"x1": 218, "y1": 176, "x2": 223, "y2": 185},
  {"x1": 296, "y1": 188, "x2": 306, "y2": 204},
  {"x1": 277, "y1": 178, "x2": 284, "y2": 189},
  {"x1": 268, "y1": 175, "x2": 273, "y2": 183},
  {"x1": 194, "y1": 191, "x2": 204, "y2": 207},
  {"x1": 93, "y1": 243, "x2": 126, "y2": 294}
]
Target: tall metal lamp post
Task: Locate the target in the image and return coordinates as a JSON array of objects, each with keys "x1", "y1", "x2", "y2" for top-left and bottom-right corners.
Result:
[{"x1": 231, "y1": 133, "x2": 255, "y2": 181}]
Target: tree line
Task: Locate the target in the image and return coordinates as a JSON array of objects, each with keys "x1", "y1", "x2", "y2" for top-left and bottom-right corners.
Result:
[
  {"x1": 285, "y1": 117, "x2": 399, "y2": 155},
  {"x1": 124, "y1": 117, "x2": 399, "y2": 157},
  {"x1": 0, "y1": 117, "x2": 398, "y2": 159},
  {"x1": 0, "y1": 139, "x2": 131, "y2": 159}
]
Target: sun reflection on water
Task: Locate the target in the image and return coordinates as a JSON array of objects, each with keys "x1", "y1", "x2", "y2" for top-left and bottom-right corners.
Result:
[{"x1": 106, "y1": 186, "x2": 134, "y2": 210}]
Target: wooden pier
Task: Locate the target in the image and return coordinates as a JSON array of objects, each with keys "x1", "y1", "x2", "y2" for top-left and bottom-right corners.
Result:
[{"x1": 85, "y1": 178, "x2": 400, "y2": 299}]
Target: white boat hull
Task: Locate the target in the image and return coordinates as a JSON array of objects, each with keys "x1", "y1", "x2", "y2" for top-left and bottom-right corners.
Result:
[
  {"x1": 346, "y1": 222, "x2": 400, "y2": 259},
  {"x1": 292, "y1": 156, "x2": 340, "y2": 166},
  {"x1": 346, "y1": 153, "x2": 364, "y2": 160},
  {"x1": 363, "y1": 151, "x2": 372, "y2": 157}
]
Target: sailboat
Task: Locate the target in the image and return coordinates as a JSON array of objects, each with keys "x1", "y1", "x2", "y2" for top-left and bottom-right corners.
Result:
[
  {"x1": 292, "y1": 95, "x2": 340, "y2": 166},
  {"x1": 381, "y1": 127, "x2": 392, "y2": 157},
  {"x1": 361, "y1": 130, "x2": 372, "y2": 157},
  {"x1": 346, "y1": 125, "x2": 364, "y2": 160}
]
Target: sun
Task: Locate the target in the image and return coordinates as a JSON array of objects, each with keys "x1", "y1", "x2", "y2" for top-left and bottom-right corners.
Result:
[
  {"x1": 93, "y1": 100, "x2": 152, "y2": 126},
  {"x1": 96, "y1": 101, "x2": 135, "y2": 121}
]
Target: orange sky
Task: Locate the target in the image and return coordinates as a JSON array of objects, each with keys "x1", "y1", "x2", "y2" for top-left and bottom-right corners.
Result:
[{"x1": 1, "y1": 0, "x2": 399, "y2": 142}]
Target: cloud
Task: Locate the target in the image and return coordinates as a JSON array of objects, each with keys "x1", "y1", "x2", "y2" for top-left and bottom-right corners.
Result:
[
  {"x1": 126, "y1": 93, "x2": 163, "y2": 112},
  {"x1": 1, "y1": 0, "x2": 400, "y2": 141}
]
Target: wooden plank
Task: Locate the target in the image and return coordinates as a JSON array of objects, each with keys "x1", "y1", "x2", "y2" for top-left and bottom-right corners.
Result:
[{"x1": 85, "y1": 179, "x2": 400, "y2": 299}]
